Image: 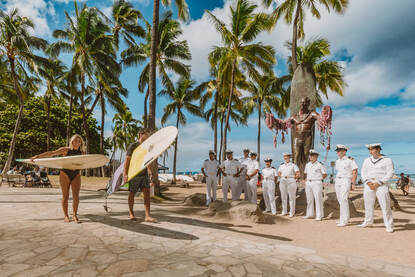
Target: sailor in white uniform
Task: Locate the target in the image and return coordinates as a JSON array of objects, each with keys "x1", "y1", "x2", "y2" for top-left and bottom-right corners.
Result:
[
  {"x1": 201, "y1": 150, "x2": 220, "y2": 205},
  {"x1": 238, "y1": 148, "x2": 251, "y2": 200},
  {"x1": 303, "y1": 150, "x2": 327, "y2": 221},
  {"x1": 262, "y1": 157, "x2": 278, "y2": 214},
  {"x1": 334, "y1": 144, "x2": 358, "y2": 227},
  {"x1": 359, "y1": 143, "x2": 394, "y2": 233},
  {"x1": 246, "y1": 152, "x2": 259, "y2": 203},
  {"x1": 220, "y1": 150, "x2": 242, "y2": 201},
  {"x1": 277, "y1": 152, "x2": 300, "y2": 217}
]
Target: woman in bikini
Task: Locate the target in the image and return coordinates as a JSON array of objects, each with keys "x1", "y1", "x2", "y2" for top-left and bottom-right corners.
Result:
[{"x1": 31, "y1": 134, "x2": 85, "y2": 223}]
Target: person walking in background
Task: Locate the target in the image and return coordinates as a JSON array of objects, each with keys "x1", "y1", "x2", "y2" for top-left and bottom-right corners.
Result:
[
  {"x1": 396, "y1": 173, "x2": 409, "y2": 196},
  {"x1": 277, "y1": 153, "x2": 300, "y2": 217},
  {"x1": 359, "y1": 143, "x2": 394, "y2": 233},
  {"x1": 303, "y1": 150, "x2": 327, "y2": 221},
  {"x1": 262, "y1": 157, "x2": 278, "y2": 215},
  {"x1": 201, "y1": 150, "x2": 220, "y2": 205},
  {"x1": 334, "y1": 144, "x2": 358, "y2": 227},
  {"x1": 220, "y1": 150, "x2": 242, "y2": 201}
]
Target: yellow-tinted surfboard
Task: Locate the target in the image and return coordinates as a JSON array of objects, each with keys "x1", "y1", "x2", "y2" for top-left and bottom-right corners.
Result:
[{"x1": 127, "y1": 126, "x2": 178, "y2": 181}]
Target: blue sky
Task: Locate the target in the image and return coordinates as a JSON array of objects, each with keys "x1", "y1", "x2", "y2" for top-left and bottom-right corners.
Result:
[{"x1": 2, "y1": 0, "x2": 415, "y2": 174}]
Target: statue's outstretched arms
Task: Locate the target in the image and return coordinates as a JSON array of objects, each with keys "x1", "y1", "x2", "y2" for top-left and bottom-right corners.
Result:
[{"x1": 311, "y1": 111, "x2": 320, "y2": 120}]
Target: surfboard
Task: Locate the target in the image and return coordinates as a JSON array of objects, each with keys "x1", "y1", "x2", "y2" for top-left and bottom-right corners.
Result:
[
  {"x1": 17, "y1": 154, "x2": 109, "y2": 170},
  {"x1": 105, "y1": 161, "x2": 127, "y2": 196},
  {"x1": 127, "y1": 126, "x2": 177, "y2": 181}
]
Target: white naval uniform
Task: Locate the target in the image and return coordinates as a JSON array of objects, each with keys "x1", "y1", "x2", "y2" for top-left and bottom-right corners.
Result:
[
  {"x1": 304, "y1": 161, "x2": 327, "y2": 220},
  {"x1": 246, "y1": 159, "x2": 259, "y2": 203},
  {"x1": 202, "y1": 159, "x2": 220, "y2": 204},
  {"x1": 262, "y1": 167, "x2": 277, "y2": 214},
  {"x1": 335, "y1": 156, "x2": 358, "y2": 225},
  {"x1": 220, "y1": 159, "x2": 241, "y2": 201},
  {"x1": 238, "y1": 157, "x2": 250, "y2": 200},
  {"x1": 278, "y1": 162, "x2": 299, "y2": 216},
  {"x1": 361, "y1": 155, "x2": 394, "y2": 230}
]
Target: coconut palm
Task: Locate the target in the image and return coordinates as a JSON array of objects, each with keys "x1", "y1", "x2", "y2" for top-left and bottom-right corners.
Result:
[
  {"x1": 47, "y1": 3, "x2": 120, "y2": 156},
  {"x1": 243, "y1": 73, "x2": 290, "y2": 162},
  {"x1": 122, "y1": 11, "x2": 191, "y2": 128},
  {"x1": 206, "y1": 0, "x2": 276, "y2": 159},
  {"x1": 286, "y1": 38, "x2": 346, "y2": 106},
  {"x1": 263, "y1": 0, "x2": 348, "y2": 73},
  {"x1": 0, "y1": 9, "x2": 50, "y2": 174},
  {"x1": 159, "y1": 78, "x2": 203, "y2": 184}
]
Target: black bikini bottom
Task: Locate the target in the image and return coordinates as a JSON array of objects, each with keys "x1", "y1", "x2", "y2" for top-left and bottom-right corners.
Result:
[{"x1": 62, "y1": 169, "x2": 80, "y2": 181}]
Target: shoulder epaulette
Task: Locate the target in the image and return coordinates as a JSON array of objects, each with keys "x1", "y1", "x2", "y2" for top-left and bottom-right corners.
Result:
[
  {"x1": 204, "y1": 159, "x2": 208, "y2": 161},
  {"x1": 280, "y1": 162, "x2": 284, "y2": 165}
]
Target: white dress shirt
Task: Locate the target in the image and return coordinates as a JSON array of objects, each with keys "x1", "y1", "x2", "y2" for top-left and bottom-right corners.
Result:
[
  {"x1": 262, "y1": 167, "x2": 277, "y2": 181},
  {"x1": 335, "y1": 156, "x2": 358, "y2": 178},
  {"x1": 278, "y1": 162, "x2": 299, "y2": 179},
  {"x1": 304, "y1": 161, "x2": 327, "y2": 181},
  {"x1": 220, "y1": 159, "x2": 241, "y2": 176},
  {"x1": 361, "y1": 156, "x2": 394, "y2": 185},
  {"x1": 246, "y1": 159, "x2": 259, "y2": 176},
  {"x1": 202, "y1": 159, "x2": 220, "y2": 176}
]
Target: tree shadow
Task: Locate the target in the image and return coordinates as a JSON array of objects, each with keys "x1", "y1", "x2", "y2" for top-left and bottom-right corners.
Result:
[
  {"x1": 105, "y1": 210, "x2": 292, "y2": 242},
  {"x1": 83, "y1": 213, "x2": 199, "y2": 241}
]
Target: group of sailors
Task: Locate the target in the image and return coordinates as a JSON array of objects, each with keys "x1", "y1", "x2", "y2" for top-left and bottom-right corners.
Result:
[{"x1": 201, "y1": 143, "x2": 395, "y2": 233}]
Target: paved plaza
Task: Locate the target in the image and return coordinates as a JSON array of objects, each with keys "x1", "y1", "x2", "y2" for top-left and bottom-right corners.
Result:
[{"x1": 1, "y1": 187, "x2": 415, "y2": 277}]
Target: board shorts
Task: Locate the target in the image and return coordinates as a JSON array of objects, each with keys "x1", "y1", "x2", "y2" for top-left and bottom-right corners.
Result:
[{"x1": 129, "y1": 175, "x2": 150, "y2": 193}]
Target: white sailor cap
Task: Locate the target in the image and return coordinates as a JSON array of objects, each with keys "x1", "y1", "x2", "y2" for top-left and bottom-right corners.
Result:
[
  {"x1": 365, "y1": 143, "x2": 382, "y2": 150},
  {"x1": 243, "y1": 147, "x2": 250, "y2": 152},
  {"x1": 282, "y1": 152, "x2": 292, "y2": 156},
  {"x1": 225, "y1": 150, "x2": 233, "y2": 154},
  {"x1": 209, "y1": 150, "x2": 216, "y2": 155},
  {"x1": 250, "y1": 152, "x2": 257, "y2": 156},
  {"x1": 335, "y1": 144, "x2": 348, "y2": 151},
  {"x1": 264, "y1": 157, "x2": 273, "y2": 162},
  {"x1": 309, "y1": 149, "x2": 319, "y2": 155}
]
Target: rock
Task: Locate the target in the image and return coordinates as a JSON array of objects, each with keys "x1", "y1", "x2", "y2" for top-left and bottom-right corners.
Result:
[
  {"x1": 184, "y1": 193, "x2": 207, "y2": 206},
  {"x1": 203, "y1": 200, "x2": 266, "y2": 223}
]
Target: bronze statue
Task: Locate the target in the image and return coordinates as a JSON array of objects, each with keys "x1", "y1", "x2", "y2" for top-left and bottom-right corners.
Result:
[{"x1": 289, "y1": 97, "x2": 319, "y2": 175}]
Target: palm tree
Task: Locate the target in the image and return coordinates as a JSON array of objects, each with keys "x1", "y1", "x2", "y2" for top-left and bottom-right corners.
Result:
[
  {"x1": 262, "y1": 0, "x2": 348, "y2": 73},
  {"x1": 286, "y1": 38, "x2": 346, "y2": 106},
  {"x1": 243, "y1": 74, "x2": 290, "y2": 162},
  {"x1": 112, "y1": 107, "x2": 142, "y2": 161},
  {"x1": 159, "y1": 78, "x2": 203, "y2": 184},
  {"x1": 0, "y1": 9, "x2": 50, "y2": 174},
  {"x1": 122, "y1": 11, "x2": 191, "y2": 128},
  {"x1": 47, "y1": 3, "x2": 120, "y2": 156},
  {"x1": 61, "y1": 68, "x2": 79, "y2": 145},
  {"x1": 38, "y1": 59, "x2": 68, "y2": 151},
  {"x1": 206, "y1": 0, "x2": 275, "y2": 159}
]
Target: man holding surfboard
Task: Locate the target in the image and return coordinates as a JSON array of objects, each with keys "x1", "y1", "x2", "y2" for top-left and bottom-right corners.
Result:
[{"x1": 123, "y1": 128, "x2": 157, "y2": 222}]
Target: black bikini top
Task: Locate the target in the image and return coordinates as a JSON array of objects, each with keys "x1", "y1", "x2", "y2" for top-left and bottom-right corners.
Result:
[{"x1": 66, "y1": 148, "x2": 82, "y2": 156}]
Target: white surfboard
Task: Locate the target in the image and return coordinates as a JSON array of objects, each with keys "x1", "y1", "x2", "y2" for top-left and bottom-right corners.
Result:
[
  {"x1": 17, "y1": 154, "x2": 109, "y2": 170},
  {"x1": 127, "y1": 126, "x2": 178, "y2": 181}
]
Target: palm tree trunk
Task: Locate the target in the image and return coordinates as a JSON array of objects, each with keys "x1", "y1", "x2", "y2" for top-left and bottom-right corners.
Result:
[
  {"x1": 66, "y1": 95, "x2": 73, "y2": 146},
  {"x1": 219, "y1": 115, "x2": 224, "y2": 164},
  {"x1": 80, "y1": 73, "x2": 90, "y2": 176},
  {"x1": 2, "y1": 58, "x2": 24, "y2": 175},
  {"x1": 292, "y1": 0, "x2": 301, "y2": 72},
  {"x1": 222, "y1": 61, "x2": 236, "y2": 161},
  {"x1": 46, "y1": 96, "x2": 51, "y2": 151},
  {"x1": 172, "y1": 111, "x2": 180, "y2": 184},
  {"x1": 100, "y1": 94, "x2": 105, "y2": 177},
  {"x1": 257, "y1": 102, "x2": 262, "y2": 164},
  {"x1": 213, "y1": 90, "x2": 219, "y2": 156},
  {"x1": 148, "y1": 0, "x2": 161, "y2": 196},
  {"x1": 144, "y1": 87, "x2": 149, "y2": 128}
]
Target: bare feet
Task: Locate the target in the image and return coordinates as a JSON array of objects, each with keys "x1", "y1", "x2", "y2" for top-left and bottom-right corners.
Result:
[
  {"x1": 144, "y1": 216, "x2": 157, "y2": 223},
  {"x1": 64, "y1": 216, "x2": 70, "y2": 223},
  {"x1": 129, "y1": 214, "x2": 137, "y2": 221},
  {"x1": 73, "y1": 215, "x2": 81, "y2": 224}
]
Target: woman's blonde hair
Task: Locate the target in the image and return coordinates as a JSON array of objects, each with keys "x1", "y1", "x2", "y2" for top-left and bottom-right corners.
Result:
[{"x1": 69, "y1": 134, "x2": 86, "y2": 153}]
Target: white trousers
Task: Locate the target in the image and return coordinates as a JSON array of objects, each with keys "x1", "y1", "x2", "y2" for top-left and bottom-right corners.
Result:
[
  {"x1": 222, "y1": 176, "x2": 239, "y2": 201},
  {"x1": 263, "y1": 180, "x2": 276, "y2": 214},
  {"x1": 280, "y1": 178, "x2": 297, "y2": 216},
  {"x1": 206, "y1": 175, "x2": 218, "y2": 203},
  {"x1": 305, "y1": 181, "x2": 324, "y2": 219},
  {"x1": 335, "y1": 178, "x2": 351, "y2": 224},
  {"x1": 363, "y1": 184, "x2": 394, "y2": 230},
  {"x1": 248, "y1": 177, "x2": 258, "y2": 204}
]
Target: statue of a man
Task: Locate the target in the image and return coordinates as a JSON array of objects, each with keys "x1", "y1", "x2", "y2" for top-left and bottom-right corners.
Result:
[{"x1": 289, "y1": 97, "x2": 319, "y2": 174}]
